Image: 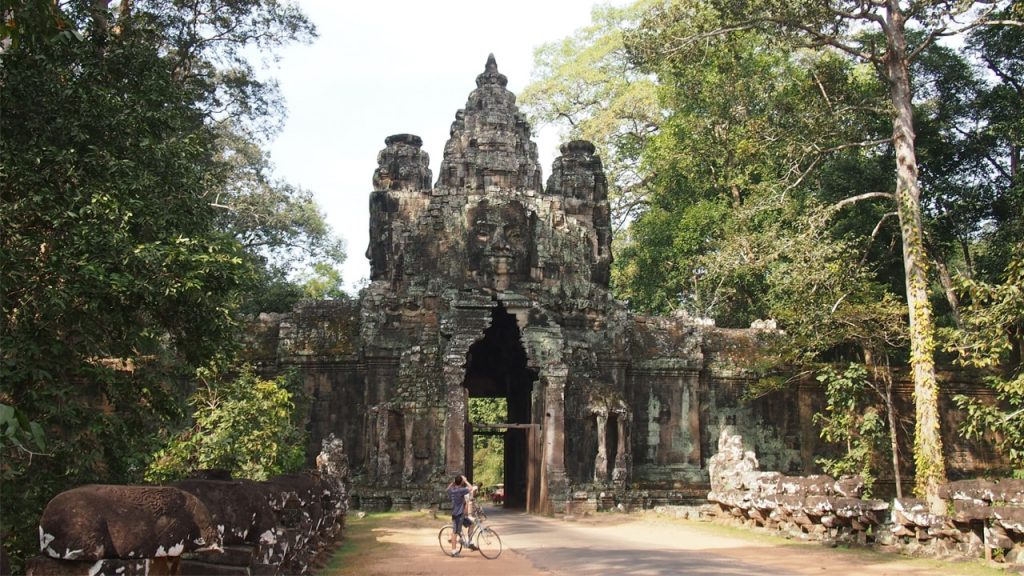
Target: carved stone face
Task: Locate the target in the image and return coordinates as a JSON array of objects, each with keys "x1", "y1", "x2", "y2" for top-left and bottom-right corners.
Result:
[{"x1": 466, "y1": 199, "x2": 531, "y2": 288}]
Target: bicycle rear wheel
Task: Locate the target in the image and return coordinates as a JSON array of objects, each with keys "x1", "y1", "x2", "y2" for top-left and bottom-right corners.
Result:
[
  {"x1": 438, "y1": 525, "x2": 463, "y2": 556},
  {"x1": 476, "y1": 527, "x2": 502, "y2": 559}
]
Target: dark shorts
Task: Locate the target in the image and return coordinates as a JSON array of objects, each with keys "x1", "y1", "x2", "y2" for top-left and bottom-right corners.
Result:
[{"x1": 451, "y1": 513, "x2": 472, "y2": 535}]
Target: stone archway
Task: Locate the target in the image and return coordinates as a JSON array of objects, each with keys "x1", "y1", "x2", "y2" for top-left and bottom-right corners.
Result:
[
  {"x1": 441, "y1": 299, "x2": 570, "y2": 513},
  {"x1": 460, "y1": 303, "x2": 536, "y2": 509}
]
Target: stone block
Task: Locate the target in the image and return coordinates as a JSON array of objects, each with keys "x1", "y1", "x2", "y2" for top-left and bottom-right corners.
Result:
[
  {"x1": 940, "y1": 479, "x2": 999, "y2": 502},
  {"x1": 892, "y1": 498, "x2": 942, "y2": 528},
  {"x1": 777, "y1": 475, "x2": 834, "y2": 496},
  {"x1": 993, "y1": 506, "x2": 1024, "y2": 535},
  {"x1": 774, "y1": 494, "x2": 804, "y2": 511},
  {"x1": 180, "y1": 560, "x2": 250, "y2": 576},
  {"x1": 996, "y1": 479, "x2": 1024, "y2": 505},
  {"x1": 27, "y1": 558, "x2": 171, "y2": 576},
  {"x1": 184, "y1": 545, "x2": 256, "y2": 566},
  {"x1": 833, "y1": 476, "x2": 864, "y2": 498},
  {"x1": 803, "y1": 495, "x2": 833, "y2": 516},
  {"x1": 988, "y1": 523, "x2": 1016, "y2": 550},
  {"x1": 952, "y1": 499, "x2": 993, "y2": 522}
]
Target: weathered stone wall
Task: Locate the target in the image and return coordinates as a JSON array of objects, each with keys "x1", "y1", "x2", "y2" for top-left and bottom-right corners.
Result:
[{"x1": 27, "y1": 437, "x2": 350, "y2": 576}]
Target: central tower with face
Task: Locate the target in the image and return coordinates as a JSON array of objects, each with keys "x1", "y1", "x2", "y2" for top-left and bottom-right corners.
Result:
[{"x1": 366, "y1": 54, "x2": 612, "y2": 297}]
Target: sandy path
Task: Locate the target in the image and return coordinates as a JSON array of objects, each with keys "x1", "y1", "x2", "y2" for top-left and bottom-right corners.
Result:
[{"x1": 322, "y1": 509, "x2": 1010, "y2": 576}]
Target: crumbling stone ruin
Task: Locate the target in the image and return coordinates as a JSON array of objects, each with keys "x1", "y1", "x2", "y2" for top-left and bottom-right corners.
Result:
[
  {"x1": 28, "y1": 436, "x2": 349, "y2": 575},
  {"x1": 703, "y1": 430, "x2": 1024, "y2": 567},
  {"x1": 244, "y1": 55, "x2": 1002, "y2": 515}
]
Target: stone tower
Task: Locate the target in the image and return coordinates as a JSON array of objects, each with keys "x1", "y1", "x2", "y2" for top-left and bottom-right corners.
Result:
[{"x1": 359, "y1": 55, "x2": 628, "y2": 510}]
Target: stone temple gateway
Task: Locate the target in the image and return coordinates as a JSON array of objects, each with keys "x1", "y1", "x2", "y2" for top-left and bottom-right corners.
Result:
[{"x1": 246, "y1": 56, "x2": 993, "y2": 513}]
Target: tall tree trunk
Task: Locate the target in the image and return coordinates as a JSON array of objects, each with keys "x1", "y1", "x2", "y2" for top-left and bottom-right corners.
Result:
[{"x1": 884, "y1": 0, "x2": 946, "y2": 510}]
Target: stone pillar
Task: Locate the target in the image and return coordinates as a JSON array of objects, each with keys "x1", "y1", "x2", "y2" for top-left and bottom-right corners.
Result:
[
  {"x1": 366, "y1": 407, "x2": 380, "y2": 482},
  {"x1": 686, "y1": 374, "x2": 702, "y2": 466},
  {"x1": 799, "y1": 380, "x2": 816, "y2": 474},
  {"x1": 612, "y1": 414, "x2": 630, "y2": 485},
  {"x1": 403, "y1": 412, "x2": 415, "y2": 483},
  {"x1": 542, "y1": 366, "x2": 568, "y2": 511},
  {"x1": 594, "y1": 412, "x2": 608, "y2": 482},
  {"x1": 376, "y1": 408, "x2": 391, "y2": 485},
  {"x1": 444, "y1": 362, "x2": 467, "y2": 476}
]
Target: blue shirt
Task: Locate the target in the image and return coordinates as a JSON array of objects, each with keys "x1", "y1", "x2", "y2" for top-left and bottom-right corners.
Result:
[{"x1": 448, "y1": 486, "x2": 470, "y2": 516}]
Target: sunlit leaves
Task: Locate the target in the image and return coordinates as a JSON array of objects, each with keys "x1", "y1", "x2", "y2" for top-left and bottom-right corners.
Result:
[
  {"x1": 146, "y1": 365, "x2": 306, "y2": 482},
  {"x1": 948, "y1": 248, "x2": 1024, "y2": 476},
  {"x1": 814, "y1": 364, "x2": 888, "y2": 496}
]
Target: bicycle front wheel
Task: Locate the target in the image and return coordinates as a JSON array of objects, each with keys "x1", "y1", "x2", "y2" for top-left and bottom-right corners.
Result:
[
  {"x1": 438, "y1": 525, "x2": 463, "y2": 556},
  {"x1": 476, "y1": 527, "x2": 502, "y2": 559}
]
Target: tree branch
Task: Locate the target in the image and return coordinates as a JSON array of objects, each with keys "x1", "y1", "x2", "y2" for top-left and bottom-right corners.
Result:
[
  {"x1": 832, "y1": 191, "x2": 895, "y2": 211},
  {"x1": 860, "y1": 212, "x2": 898, "y2": 266}
]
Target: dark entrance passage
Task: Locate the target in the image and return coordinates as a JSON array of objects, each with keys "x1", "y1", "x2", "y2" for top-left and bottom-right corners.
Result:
[{"x1": 462, "y1": 304, "x2": 537, "y2": 509}]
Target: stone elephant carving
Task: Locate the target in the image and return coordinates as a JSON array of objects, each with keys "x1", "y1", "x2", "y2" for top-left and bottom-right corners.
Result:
[
  {"x1": 38, "y1": 484, "x2": 221, "y2": 561},
  {"x1": 172, "y1": 479, "x2": 277, "y2": 545}
]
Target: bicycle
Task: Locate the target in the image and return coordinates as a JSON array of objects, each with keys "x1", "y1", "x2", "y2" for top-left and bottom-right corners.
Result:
[{"x1": 437, "y1": 506, "x2": 502, "y2": 559}]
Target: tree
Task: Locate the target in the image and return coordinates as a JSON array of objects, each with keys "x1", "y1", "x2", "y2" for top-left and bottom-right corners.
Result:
[
  {"x1": 966, "y1": 2, "x2": 1024, "y2": 282},
  {"x1": 814, "y1": 364, "x2": 890, "y2": 497},
  {"x1": 0, "y1": 0, "x2": 326, "y2": 568},
  {"x1": 622, "y1": 16, "x2": 893, "y2": 321},
  {"x1": 520, "y1": 1, "x2": 662, "y2": 231},
  {"x1": 948, "y1": 247, "x2": 1024, "y2": 477},
  {"x1": 213, "y1": 122, "x2": 347, "y2": 314},
  {"x1": 146, "y1": 365, "x2": 307, "y2": 482},
  {"x1": 630, "y1": 0, "x2": 1021, "y2": 510}
]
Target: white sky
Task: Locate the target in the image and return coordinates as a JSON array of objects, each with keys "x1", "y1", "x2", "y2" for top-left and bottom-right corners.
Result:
[{"x1": 266, "y1": 1, "x2": 614, "y2": 293}]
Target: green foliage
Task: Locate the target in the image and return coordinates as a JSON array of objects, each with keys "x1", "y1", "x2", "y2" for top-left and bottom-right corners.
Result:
[
  {"x1": 469, "y1": 397, "x2": 506, "y2": 427},
  {"x1": 525, "y1": 0, "x2": 1019, "y2": 504},
  {"x1": 813, "y1": 364, "x2": 888, "y2": 496},
  {"x1": 472, "y1": 441, "x2": 505, "y2": 491},
  {"x1": 146, "y1": 365, "x2": 306, "y2": 482},
  {"x1": 0, "y1": 403, "x2": 47, "y2": 477},
  {"x1": 948, "y1": 247, "x2": 1024, "y2": 476},
  {"x1": 297, "y1": 262, "x2": 349, "y2": 300},
  {"x1": 965, "y1": 4, "x2": 1024, "y2": 281},
  {"x1": 211, "y1": 123, "x2": 347, "y2": 309},
  {"x1": 614, "y1": 198, "x2": 730, "y2": 315},
  {"x1": 616, "y1": 0, "x2": 897, "y2": 330},
  {"x1": 469, "y1": 398, "x2": 506, "y2": 488}
]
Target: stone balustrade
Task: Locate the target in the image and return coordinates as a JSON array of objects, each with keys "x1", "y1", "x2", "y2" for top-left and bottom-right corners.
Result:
[
  {"x1": 702, "y1": 429, "x2": 1024, "y2": 567},
  {"x1": 27, "y1": 436, "x2": 349, "y2": 576},
  {"x1": 705, "y1": 471, "x2": 889, "y2": 544}
]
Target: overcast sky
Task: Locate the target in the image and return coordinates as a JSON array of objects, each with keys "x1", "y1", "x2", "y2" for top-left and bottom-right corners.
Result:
[{"x1": 265, "y1": 1, "x2": 617, "y2": 292}]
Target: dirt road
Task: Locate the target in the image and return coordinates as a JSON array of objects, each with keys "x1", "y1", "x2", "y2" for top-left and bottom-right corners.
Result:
[{"x1": 322, "y1": 509, "x2": 1010, "y2": 576}]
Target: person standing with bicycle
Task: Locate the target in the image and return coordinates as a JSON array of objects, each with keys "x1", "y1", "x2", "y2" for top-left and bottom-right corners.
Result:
[{"x1": 446, "y1": 474, "x2": 477, "y2": 557}]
